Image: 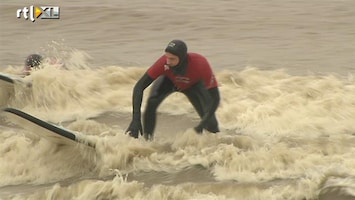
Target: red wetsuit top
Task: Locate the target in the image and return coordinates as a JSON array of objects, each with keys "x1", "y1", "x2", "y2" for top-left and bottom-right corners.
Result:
[{"x1": 147, "y1": 53, "x2": 218, "y2": 91}]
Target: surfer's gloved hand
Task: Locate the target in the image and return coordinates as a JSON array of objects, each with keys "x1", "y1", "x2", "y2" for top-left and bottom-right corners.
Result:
[
  {"x1": 194, "y1": 116, "x2": 209, "y2": 134},
  {"x1": 194, "y1": 125, "x2": 203, "y2": 134},
  {"x1": 194, "y1": 121, "x2": 206, "y2": 134},
  {"x1": 126, "y1": 119, "x2": 143, "y2": 138}
]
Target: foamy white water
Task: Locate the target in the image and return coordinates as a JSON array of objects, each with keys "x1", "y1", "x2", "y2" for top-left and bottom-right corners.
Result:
[
  {"x1": 0, "y1": 66, "x2": 354, "y2": 199},
  {"x1": 0, "y1": 0, "x2": 355, "y2": 199}
]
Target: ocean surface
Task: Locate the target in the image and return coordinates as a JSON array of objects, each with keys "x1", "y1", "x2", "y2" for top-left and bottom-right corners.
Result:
[{"x1": 1, "y1": 0, "x2": 355, "y2": 199}]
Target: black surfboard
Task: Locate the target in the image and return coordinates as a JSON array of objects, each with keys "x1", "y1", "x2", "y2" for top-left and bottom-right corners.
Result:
[
  {"x1": 2, "y1": 108, "x2": 95, "y2": 148},
  {"x1": 0, "y1": 72, "x2": 27, "y2": 84},
  {"x1": 0, "y1": 73, "x2": 15, "y2": 84},
  {"x1": 0, "y1": 72, "x2": 32, "y2": 88}
]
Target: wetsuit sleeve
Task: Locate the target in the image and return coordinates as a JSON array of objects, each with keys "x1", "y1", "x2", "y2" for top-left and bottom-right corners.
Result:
[
  {"x1": 207, "y1": 87, "x2": 220, "y2": 116},
  {"x1": 199, "y1": 86, "x2": 220, "y2": 128},
  {"x1": 132, "y1": 73, "x2": 154, "y2": 121},
  {"x1": 132, "y1": 54, "x2": 165, "y2": 121}
]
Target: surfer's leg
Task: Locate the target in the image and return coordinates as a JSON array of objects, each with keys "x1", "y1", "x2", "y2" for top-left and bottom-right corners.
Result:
[
  {"x1": 143, "y1": 76, "x2": 175, "y2": 140},
  {"x1": 182, "y1": 82, "x2": 220, "y2": 133}
]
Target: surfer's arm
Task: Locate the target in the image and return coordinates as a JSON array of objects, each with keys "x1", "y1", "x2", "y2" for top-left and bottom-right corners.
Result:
[
  {"x1": 132, "y1": 73, "x2": 154, "y2": 119},
  {"x1": 207, "y1": 87, "x2": 220, "y2": 117},
  {"x1": 195, "y1": 86, "x2": 220, "y2": 133},
  {"x1": 126, "y1": 73, "x2": 154, "y2": 137}
]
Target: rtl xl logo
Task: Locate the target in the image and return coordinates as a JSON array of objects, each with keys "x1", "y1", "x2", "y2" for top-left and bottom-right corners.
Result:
[{"x1": 16, "y1": 6, "x2": 60, "y2": 22}]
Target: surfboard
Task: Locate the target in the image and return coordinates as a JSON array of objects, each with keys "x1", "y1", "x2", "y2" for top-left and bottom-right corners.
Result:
[
  {"x1": 0, "y1": 72, "x2": 23, "y2": 84},
  {"x1": 2, "y1": 107, "x2": 96, "y2": 148},
  {"x1": 0, "y1": 73, "x2": 15, "y2": 84}
]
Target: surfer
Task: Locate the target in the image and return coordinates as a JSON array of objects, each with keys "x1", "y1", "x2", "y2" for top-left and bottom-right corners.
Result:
[
  {"x1": 126, "y1": 39, "x2": 220, "y2": 140},
  {"x1": 22, "y1": 54, "x2": 66, "y2": 76},
  {"x1": 22, "y1": 54, "x2": 43, "y2": 76}
]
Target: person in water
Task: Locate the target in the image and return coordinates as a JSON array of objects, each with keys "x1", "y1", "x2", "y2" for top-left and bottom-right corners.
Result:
[
  {"x1": 22, "y1": 54, "x2": 66, "y2": 76},
  {"x1": 126, "y1": 39, "x2": 220, "y2": 140},
  {"x1": 22, "y1": 54, "x2": 43, "y2": 76}
]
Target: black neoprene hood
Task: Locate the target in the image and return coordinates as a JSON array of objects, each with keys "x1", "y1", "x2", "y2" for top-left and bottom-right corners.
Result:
[
  {"x1": 25, "y1": 54, "x2": 42, "y2": 68},
  {"x1": 164, "y1": 40, "x2": 188, "y2": 61}
]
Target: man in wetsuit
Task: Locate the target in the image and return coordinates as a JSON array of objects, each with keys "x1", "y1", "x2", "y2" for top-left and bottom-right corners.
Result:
[{"x1": 126, "y1": 40, "x2": 220, "y2": 140}]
